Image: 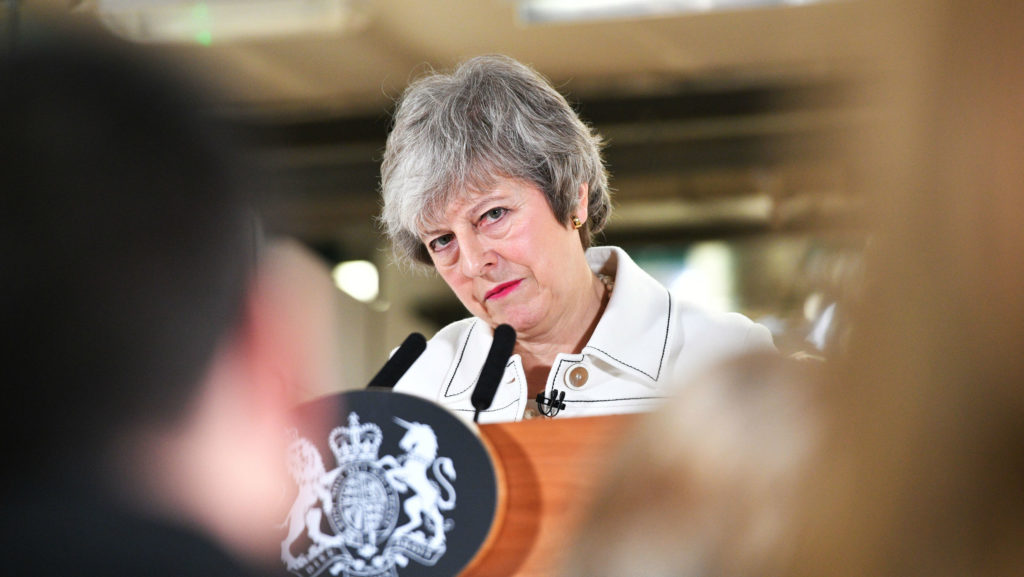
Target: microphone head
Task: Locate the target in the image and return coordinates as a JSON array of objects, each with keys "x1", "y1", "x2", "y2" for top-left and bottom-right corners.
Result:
[
  {"x1": 471, "y1": 324, "x2": 517, "y2": 412},
  {"x1": 491, "y1": 323, "x2": 516, "y2": 355},
  {"x1": 401, "y1": 331, "x2": 428, "y2": 352},
  {"x1": 366, "y1": 332, "x2": 427, "y2": 389}
]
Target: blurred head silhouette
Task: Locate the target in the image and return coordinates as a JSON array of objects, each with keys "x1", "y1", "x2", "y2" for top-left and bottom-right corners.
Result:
[
  {"x1": 562, "y1": 1, "x2": 1024, "y2": 577},
  {"x1": 561, "y1": 354, "x2": 823, "y2": 577},
  {"x1": 1, "y1": 23, "x2": 305, "y2": 575},
  {"x1": 786, "y1": 1, "x2": 1024, "y2": 575}
]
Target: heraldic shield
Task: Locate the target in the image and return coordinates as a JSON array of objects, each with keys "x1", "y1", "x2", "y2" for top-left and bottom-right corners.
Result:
[{"x1": 280, "y1": 390, "x2": 499, "y2": 577}]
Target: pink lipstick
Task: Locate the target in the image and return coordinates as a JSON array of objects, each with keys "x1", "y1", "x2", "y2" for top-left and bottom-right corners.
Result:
[{"x1": 485, "y1": 279, "x2": 522, "y2": 301}]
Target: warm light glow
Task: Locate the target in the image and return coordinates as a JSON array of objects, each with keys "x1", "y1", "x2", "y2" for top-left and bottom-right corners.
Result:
[
  {"x1": 332, "y1": 260, "x2": 379, "y2": 303},
  {"x1": 669, "y1": 242, "x2": 734, "y2": 312},
  {"x1": 98, "y1": 0, "x2": 369, "y2": 44},
  {"x1": 518, "y1": 0, "x2": 837, "y2": 23}
]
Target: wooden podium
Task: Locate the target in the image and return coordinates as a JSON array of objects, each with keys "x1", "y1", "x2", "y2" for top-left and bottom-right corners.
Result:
[
  {"x1": 279, "y1": 392, "x2": 641, "y2": 577},
  {"x1": 462, "y1": 414, "x2": 640, "y2": 577}
]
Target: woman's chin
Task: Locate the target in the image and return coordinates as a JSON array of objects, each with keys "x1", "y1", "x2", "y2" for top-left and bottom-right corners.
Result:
[
  {"x1": 480, "y1": 298, "x2": 548, "y2": 336},
  {"x1": 490, "y1": 312, "x2": 544, "y2": 337},
  {"x1": 485, "y1": 315, "x2": 518, "y2": 332}
]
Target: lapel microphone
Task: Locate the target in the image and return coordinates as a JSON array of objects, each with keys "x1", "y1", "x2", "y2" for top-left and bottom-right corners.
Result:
[
  {"x1": 366, "y1": 332, "x2": 427, "y2": 389},
  {"x1": 536, "y1": 389, "x2": 566, "y2": 417},
  {"x1": 471, "y1": 324, "x2": 517, "y2": 423}
]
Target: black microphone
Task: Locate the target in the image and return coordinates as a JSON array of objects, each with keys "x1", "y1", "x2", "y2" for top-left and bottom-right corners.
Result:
[
  {"x1": 366, "y1": 332, "x2": 427, "y2": 389},
  {"x1": 471, "y1": 324, "x2": 516, "y2": 423},
  {"x1": 536, "y1": 389, "x2": 566, "y2": 417}
]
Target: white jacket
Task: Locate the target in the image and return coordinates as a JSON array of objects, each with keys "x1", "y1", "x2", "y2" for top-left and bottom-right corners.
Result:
[{"x1": 394, "y1": 246, "x2": 775, "y2": 423}]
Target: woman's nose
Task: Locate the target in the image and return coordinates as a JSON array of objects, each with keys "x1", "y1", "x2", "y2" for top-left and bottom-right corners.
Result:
[{"x1": 459, "y1": 234, "x2": 495, "y2": 277}]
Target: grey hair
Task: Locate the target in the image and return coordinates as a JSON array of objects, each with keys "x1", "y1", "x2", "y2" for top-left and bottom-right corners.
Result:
[{"x1": 379, "y1": 54, "x2": 612, "y2": 266}]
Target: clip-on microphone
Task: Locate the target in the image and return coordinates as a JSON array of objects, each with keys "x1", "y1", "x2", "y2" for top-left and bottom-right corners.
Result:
[{"x1": 536, "y1": 389, "x2": 566, "y2": 417}]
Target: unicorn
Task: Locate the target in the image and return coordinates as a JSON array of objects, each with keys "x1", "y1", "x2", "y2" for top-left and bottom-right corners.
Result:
[{"x1": 378, "y1": 418, "x2": 456, "y2": 548}]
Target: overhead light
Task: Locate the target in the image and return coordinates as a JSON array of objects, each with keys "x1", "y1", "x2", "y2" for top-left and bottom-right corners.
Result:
[
  {"x1": 518, "y1": 0, "x2": 836, "y2": 24},
  {"x1": 98, "y1": 0, "x2": 369, "y2": 45},
  {"x1": 669, "y1": 241, "x2": 734, "y2": 312},
  {"x1": 332, "y1": 260, "x2": 379, "y2": 303}
]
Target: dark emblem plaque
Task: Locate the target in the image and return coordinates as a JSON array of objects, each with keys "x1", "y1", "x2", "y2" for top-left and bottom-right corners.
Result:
[{"x1": 280, "y1": 390, "x2": 499, "y2": 577}]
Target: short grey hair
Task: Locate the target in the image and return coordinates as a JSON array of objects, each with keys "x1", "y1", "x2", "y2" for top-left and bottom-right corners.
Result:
[{"x1": 380, "y1": 54, "x2": 612, "y2": 266}]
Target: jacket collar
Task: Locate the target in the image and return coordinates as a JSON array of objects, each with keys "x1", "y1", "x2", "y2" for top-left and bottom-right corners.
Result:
[
  {"x1": 444, "y1": 246, "x2": 672, "y2": 397},
  {"x1": 441, "y1": 320, "x2": 525, "y2": 402},
  {"x1": 582, "y1": 246, "x2": 673, "y2": 384}
]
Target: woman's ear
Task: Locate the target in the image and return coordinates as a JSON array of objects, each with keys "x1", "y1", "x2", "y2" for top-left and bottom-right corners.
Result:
[
  {"x1": 137, "y1": 241, "x2": 338, "y2": 565},
  {"x1": 244, "y1": 239, "x2": 347, "y2": 405},
  {"x1": 575, "y1": 183, "x2": 590, "y2": 223}
]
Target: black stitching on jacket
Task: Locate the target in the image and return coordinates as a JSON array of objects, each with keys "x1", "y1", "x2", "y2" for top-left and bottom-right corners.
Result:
[
  {"x1": 583, "y1": 287, "x2": 672, "y2": 382},
  {"x1": 444, "y1": 321, "x2": 478, "y2": 397}
]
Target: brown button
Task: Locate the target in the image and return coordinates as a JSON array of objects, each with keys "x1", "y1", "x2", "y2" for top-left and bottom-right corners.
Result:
[{"x1": 565, "y1": 366, "x2": 589, "y2": 389}]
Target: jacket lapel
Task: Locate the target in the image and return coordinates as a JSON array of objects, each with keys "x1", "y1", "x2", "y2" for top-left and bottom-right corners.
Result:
[{"x1": 583, "y1": 247, "x2": 673, "y2": 385}]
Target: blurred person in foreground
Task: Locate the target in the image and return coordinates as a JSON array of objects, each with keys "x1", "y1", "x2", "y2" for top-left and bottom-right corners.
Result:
[
  {"x1": 380, "y1": 55, "x2": 774, "y2": 423},
  {"x1": 780, "y1": 1, "x2": 1024, "y2": 575},
  {"x1": 0, "y1": 28, "x2": 309, "y2": 576},
  {"x1": 562, "y1": 1, "x2": 1024, "y2": 576},
  {"x1": 561, "y1": 354, "x2": 823, "y2": 577},
  {"x1": 254, "y1": 239, "x2": 355, "y2": 401}
]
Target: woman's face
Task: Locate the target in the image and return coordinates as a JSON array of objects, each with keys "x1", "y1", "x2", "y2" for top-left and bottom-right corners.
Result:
[{"x1": 420, "y1": 178, "x2": 589, "y2": 338}]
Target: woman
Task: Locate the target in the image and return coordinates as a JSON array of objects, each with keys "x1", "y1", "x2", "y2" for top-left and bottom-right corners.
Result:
[{"x1": 380, "y1": 55, "x2": 774, "y2": 423}]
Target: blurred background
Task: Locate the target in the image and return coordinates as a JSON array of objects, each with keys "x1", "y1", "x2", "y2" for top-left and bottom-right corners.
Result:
[{"x1": 3, "y1": 0, "x2": 878, "y2": 390}]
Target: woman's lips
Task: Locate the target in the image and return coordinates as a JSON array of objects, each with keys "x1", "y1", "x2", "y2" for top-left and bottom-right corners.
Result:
[{"x1": 485, "y1": 279, "x2": 522, "y2": 301}]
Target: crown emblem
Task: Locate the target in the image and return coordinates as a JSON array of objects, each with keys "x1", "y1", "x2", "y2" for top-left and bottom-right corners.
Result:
[{"x1": 329, "y1": 412, "x2": 382, "y2": 464}]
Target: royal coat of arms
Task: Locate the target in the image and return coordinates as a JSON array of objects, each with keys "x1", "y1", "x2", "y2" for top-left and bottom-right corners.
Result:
[{"x1": 281, "y1": 412, "x2": 457, "y2": 577}]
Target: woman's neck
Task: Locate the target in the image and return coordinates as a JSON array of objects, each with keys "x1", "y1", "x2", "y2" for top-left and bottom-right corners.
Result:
[{"x1": 515, "y1": 271, "x2": 611, "y2": 397}]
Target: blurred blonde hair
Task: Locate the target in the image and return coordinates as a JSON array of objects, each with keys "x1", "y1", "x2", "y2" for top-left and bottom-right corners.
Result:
[
  {"x1": 562, "y1": 354, "x2": 823, "y2": 577},
  {"x1": 563, "y1": 1, "x2": 1024, "y2": 576},
  {"x1": 790, "y1": 1, "x2": 1024, "y2": 575}
]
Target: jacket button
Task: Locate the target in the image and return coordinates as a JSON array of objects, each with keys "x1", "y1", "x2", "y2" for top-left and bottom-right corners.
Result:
[{"x1": 565, "y1": 365, "x2": 589, "y2": 389}]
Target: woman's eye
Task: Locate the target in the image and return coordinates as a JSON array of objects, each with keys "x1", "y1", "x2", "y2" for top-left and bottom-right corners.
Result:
[
  {"x1": 428, "y1": 234, "x2": 454, "y2": 252},
  {"x1": 482, "y1": 207, "x2": 507, "y2": 222}
]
